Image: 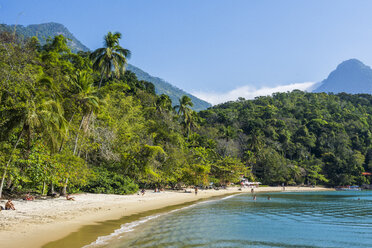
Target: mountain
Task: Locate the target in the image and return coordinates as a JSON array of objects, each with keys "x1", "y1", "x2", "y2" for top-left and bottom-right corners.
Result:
[
  {"x1": 0, "y1": 22, "x2": 89, "y2": 52},
  {"x1": 314, "y1": 59, "x2": 372, "y2": 94},
  {"x1": 0, "y1": 22, "x2": 211, "y2": 111},
  {"x1": 126, "y1": 64, "x2": 211, "y2": 111}
]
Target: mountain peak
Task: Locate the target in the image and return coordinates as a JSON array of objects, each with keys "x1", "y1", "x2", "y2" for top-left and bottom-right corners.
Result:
[
  {"x1": 314, "y1": 59, "x2": 372, "y2": 94},
  {"x1": 336, "y1": 58, "x2": 369, "y2": 70}
]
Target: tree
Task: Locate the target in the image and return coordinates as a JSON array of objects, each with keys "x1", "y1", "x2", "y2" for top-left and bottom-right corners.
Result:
[
  {"x1": 90, "y1": 32, "x2": 131, "y2": 88},
  {"x1": 175, "y1": 95, "x2": 196, "y2": 136}
]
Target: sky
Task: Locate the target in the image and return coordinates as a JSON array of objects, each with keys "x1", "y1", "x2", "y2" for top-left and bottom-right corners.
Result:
[{"x1": 2, "y1": 0, "x2": 372, "y2": 104}]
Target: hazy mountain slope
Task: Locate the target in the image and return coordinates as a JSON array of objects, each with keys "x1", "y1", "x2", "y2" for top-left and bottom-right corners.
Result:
[
  {"x1": 0, "y1": 22, "x2": 89, "y2": 52},
  {"x1": 314, "y1": 59, "x2": 372, "y2": 94},
  {"x1": 126, "y1": 64, "x2": 211, "y2": 111},
  {"x1": 0, "y1": 22, "x2": 211, "y2": 111}
]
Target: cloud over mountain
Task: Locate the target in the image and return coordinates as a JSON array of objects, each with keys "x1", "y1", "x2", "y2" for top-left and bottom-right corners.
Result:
[{"x1": 193, "y1": 81, "x2": 317, "y2": 105}]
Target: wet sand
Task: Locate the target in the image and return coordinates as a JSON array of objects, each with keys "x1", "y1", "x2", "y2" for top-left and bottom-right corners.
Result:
[{"x1": 0, "y1": 186, "x2": 332, "y2": 248}]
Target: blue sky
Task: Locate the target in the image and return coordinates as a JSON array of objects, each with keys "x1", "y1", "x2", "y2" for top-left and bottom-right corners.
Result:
[{"x1": 2, "y1": 0, "x2": 372, "y2": 104}]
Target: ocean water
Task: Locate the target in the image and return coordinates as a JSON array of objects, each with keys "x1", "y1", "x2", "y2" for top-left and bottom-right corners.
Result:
[{"x1": 46, "y1": 191, "x2": 372, "y2": 248}]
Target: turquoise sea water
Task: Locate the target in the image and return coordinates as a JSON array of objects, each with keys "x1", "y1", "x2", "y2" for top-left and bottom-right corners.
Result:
[{"x1": 86, "y1": 191, "x2": 371, "y2": 248}]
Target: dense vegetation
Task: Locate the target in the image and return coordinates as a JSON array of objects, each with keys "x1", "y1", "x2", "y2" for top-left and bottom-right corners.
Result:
[
  {"x1": 0, "y1": 22, "x2": 89, "y2": 53},
  {"x1": 0, "y1": 22, "x2": 211, "y2": 111},
  {"x1": 0, "y1": 30, "x2": 370, "y2": 198},
  {"x1": 200, "y1": 92, "x2": 372, "y2": 186},
  {"x1": 0, "y1": 31, "x2": 247, "y2": 198}
]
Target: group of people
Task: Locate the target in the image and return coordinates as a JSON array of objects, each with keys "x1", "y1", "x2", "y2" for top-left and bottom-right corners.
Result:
[
  {"x1": 0, "y1": 193, "x2": 75, "y2": 212},
  {"x1": 0, "y1": 199, "x2": 16, "y2": 211}
]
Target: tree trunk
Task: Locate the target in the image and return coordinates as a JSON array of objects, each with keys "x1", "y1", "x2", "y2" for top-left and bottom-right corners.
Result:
[
  {"x1": 61, "y1": 116, "x2": 85, "y2": 196},
  {"x1": 98, "y1": 73, "x2": 105, "y2": 88},
  {"x1": 50, "y1": 183, "x2": 55, "y2": 194},
  {"x1": 42, "y1": 181, "x2": 46, "y2": 196},
  {"x1": 0, "y1": 126, "x2": 24, "y2": 199},
  {"x1": 58, "y1": 111, "x2": 76, "y2": 152},
  {"x1": 61, "y1": 178, "x2": 68, "y2": 196}
]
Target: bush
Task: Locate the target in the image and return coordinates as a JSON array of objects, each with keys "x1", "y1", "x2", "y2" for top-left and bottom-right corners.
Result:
[{"x1": 83, "y1": 167, "x2": 139, "y2": 195}]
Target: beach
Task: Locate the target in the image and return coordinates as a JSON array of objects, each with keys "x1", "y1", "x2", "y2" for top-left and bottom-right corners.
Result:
[{"x1": 0, "y1": 186, "x2": 331, "y2": 248}]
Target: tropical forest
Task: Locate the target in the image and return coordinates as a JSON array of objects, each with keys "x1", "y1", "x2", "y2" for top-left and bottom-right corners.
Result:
[{"x1": 0, "y1": 30, "x2": 370, "y2": 198}]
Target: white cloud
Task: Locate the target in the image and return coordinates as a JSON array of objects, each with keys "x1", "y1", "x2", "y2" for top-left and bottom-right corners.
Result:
[{"x1": 193, "y1": 82, "x2": 318, "y2": 105}]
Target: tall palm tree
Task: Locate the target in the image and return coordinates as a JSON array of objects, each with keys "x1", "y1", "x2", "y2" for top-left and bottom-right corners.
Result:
[
  {"x1": 60, "y1": 71, "x2": 100, "y2": 196},
  {"x1": 174, "y1": 96, "x2": 195, "y2": 136},
  {"x1": 90, "y1": 32, "x2": 131, "y2": 88},
  {"x1": 70, "y1": 70, "x2": 99, "y2": 153}
]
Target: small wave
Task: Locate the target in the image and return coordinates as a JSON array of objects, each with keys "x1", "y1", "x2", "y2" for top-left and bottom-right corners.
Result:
[
  {"x1": 82, "y1": 214, "x2": 161, "y2": 247},
  {"x1": 221, "y1": 193, "x2": 242, "y2": 200},
  {"x1": 83, "y1": 194, "x2": 237, "y2": 247}
]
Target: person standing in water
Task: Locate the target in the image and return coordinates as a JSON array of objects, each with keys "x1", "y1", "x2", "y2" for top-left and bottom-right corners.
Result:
[{"x1": 253, "y1": 195, "x2": 256, "y2": 201}]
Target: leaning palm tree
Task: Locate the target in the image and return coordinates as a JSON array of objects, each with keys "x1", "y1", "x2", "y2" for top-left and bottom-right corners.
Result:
[{"x1": 90, "y1": 32, "x2": 131, "y2": 88}]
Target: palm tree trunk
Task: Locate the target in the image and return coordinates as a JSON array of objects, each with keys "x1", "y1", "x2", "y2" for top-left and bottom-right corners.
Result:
[
  {"x1": 98, "y1": 72, "x2": 105, "y2": 88},
  {"x1": 61, "y1": 115, "x2": 85, "y2": 196},
  {"x1": 73, "y1": 115, "x2": 85, "y2": 155},
  {"x1": 42, "y1": 181, "x2": 46, "y2": 196},
  {"x1": 58, "y1": 111, "x2": 76, "y2": 152},
  {"x1": 0, "y1": 126, "x2": 24, "y2": 198}
]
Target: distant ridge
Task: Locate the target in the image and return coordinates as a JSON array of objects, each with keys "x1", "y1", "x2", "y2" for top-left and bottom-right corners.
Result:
[
  {"x1": 0, "y1": 22, "x2": 89, "y2": 52},
  {"x1": 127, "y1": 64, "x2": 211, "y2": 111},
  {"x1": 314, "y1": 59, "x2": 372, "y2": 94},
  {"x1": 0, "y1": 22, "x2": 211, "y2": 111}
]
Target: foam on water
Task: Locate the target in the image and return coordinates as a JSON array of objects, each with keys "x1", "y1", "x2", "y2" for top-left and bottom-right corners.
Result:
[
  {"x1": 82, "y1": 214, "x2": 162, "y2": 247},
  {"x1": 83, "y1": 193, "x2": 242, "y2": 247}
]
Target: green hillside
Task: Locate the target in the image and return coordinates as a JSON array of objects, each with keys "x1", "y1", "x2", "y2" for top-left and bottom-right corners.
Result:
[
  {"x1": 127, "y1": 64, "x2": 211, "y2": 111},
  {"x1": 0, "y1": 22, "x2": 89, "y2": 52},
  {"x1": 0, "y1": 22, "x2": 211, "y2": 111},
  {"x1": 200, "y1": 91, "x2": 372, "y2": 186}
]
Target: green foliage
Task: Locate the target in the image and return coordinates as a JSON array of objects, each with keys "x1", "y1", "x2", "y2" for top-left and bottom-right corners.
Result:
[
  {"x1": 83, "y1": 167, "x2": 138, "y2": 194},
  {"x1": 1, "y1": 30, "x2": 370, "y2": 199},
  {"x1": 200, "y1": 91, "x2": 372, "y2": 186}
]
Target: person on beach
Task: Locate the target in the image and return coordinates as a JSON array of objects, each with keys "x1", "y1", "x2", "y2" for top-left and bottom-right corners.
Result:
[
  {"x1": 5, "y1": 200, "x2": 15, "y2": 210},
  {"x1": 195, "y1": 187, "x2": 198, "y2": 195},
  {"x1": 66, "y1": 194, "x2": 75, "y2": 201},
  {"x1": 24, "y1": 193, "x2": 35, "y2": 201},
  {"x1": 141, "y1": 189, "x2": 146, "y2": 196}
]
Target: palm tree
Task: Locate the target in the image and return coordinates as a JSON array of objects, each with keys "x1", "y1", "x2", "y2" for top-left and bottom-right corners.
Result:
[
  {"x1": 174, "y1": 96, "x2": 195, "y2": 136},
  {"x1": 60, "y1": 71, "x2": 100, "y2": 196},
  {"x1": 0, "y1": 98, "x2": 67, "y2": 198},
  {"x1": 70, "y1": 70, "x2": 99, "y2": 153},
  {"x1": 90, "y1": 32, "x2": 131, "y2": 88},
  {"x1": 156, "y1": 94, "x2": 173, "y2": 114}
]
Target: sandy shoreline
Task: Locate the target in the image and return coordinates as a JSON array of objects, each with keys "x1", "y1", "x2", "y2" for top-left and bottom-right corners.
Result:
[{"x1": 0, "y1": 186, "x2": 332, "y2": 248}]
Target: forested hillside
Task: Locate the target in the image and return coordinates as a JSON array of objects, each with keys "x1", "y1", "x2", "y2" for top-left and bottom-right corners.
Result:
[
  {"x1": 0, "y1": 22, "x2": 89, "y2": 52},
  {"x1": 0, "y1": 22, "x2": 211, "y2": 111},
  {"x1": 200, "y1": 91, "x2": 372, "y2": 186},
  {"x1": 127, "y1": 64, "x2": 211, "y2": 111},
  {"x1": 0, "y1": 30, "x2": 370, "y2": 199},
  {"x1": 0, "y1": 31, "x2": 246, "y2": 198}
]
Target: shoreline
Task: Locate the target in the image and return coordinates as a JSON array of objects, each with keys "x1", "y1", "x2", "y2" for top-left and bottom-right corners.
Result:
[{"x1": 0, "y1": 186, "x2": 332, "y2": 248}]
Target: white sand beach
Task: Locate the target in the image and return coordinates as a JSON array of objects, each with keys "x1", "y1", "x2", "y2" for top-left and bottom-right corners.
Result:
[{"x1": 0, "y1": 186, "x2": 332, "y2": 248}]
